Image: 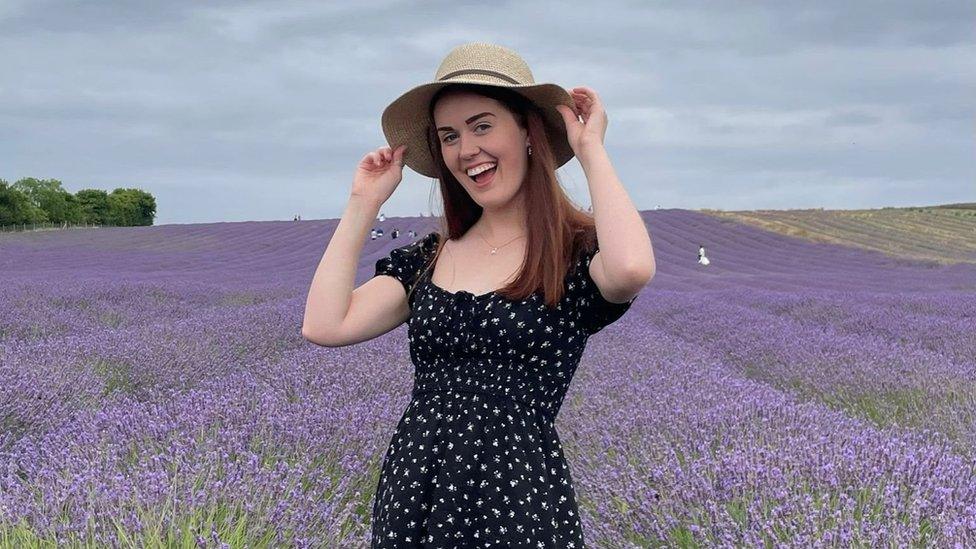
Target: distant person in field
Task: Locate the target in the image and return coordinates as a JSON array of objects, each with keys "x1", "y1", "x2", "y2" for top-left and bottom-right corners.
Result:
[
  {"x1": 391, "y1": 227, "x2": 399, "y2": 239},
  {"x1": 698, "y1": 244, "x2": 710, "y2": 266}
]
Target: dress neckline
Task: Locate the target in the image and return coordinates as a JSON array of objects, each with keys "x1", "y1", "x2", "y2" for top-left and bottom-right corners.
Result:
[
  {"x1": 421, "y1": 231, "x2": 505, "y2": 301},
  {"x1": 425, "y1": 277, "x2": 500, "y2": 301}
]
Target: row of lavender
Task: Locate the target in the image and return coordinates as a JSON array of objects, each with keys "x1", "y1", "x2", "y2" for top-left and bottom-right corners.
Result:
[{"x1": 1, "y1": 210, "x2": 974, "y2": 546}]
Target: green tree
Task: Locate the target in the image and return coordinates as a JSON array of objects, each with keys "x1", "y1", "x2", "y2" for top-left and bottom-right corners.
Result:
[
  {"x1": 5, "y1": 178, "x2": 157, "y2": 228},
  {"x1": 131, "y1": 189, "x2": 157, "y2": 226},
  {"x1": 106, "y1": 188, "x2": 156, "y2": 226},
  {"x1": 75, "y1": 189, "x2": 111, "y2": 224},
  {"x1": 11, "y1": 177, "x2": 83, "y2": 223},
  {"x1": 11, "y1": 177, "x2": 61, "y2": 207},
  {"x1": 0, "y1": 180, "x2": 48, "y2": 225}
]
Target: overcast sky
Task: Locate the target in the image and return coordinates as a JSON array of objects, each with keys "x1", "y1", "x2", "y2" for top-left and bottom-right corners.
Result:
[{"x1": 1, "y1": 0, "x2": 973, "y2": 225}]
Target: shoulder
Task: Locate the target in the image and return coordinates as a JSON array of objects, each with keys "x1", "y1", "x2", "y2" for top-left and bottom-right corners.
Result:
[
  {"x1": 374, "y1": 231, "x2": 442, "y2": 292},
  {"x1": 567, "y1": 228, "x2": 599, "y2": 274},
  {"x1": 567, "y1": 231, "x2": 636, "y2": 304},
  {"x1": 401, "y1": 230, "x2": 441, "y2": 266},
  {"x1": 392, "y1": 230, "x2": 440, "y2": 253},
  {"x1": 418, "y1": 230, "x2": 441, "y2": 254}
]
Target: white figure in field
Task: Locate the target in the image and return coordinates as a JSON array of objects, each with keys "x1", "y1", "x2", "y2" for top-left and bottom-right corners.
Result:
[
  {"x1": 378, "y1": 213, "x2": 386, "y2": 222},
  {"x1": 697, "y1": 244, "x2": 710, "y2": 266}
]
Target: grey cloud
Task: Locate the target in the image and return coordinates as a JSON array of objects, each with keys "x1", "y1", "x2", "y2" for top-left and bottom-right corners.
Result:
[{"x1": 0, "y1": 0, "x2": 972, "y2": 224}]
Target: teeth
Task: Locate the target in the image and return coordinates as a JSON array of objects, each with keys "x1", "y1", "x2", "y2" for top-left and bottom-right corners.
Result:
[{"x1": 466, "y1": 163, "x2": 496, "y2": 177}]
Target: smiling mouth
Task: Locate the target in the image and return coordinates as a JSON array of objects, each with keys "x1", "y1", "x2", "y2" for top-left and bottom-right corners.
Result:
[{"x1": 468, "y1": 164, "x2": 497, "y2": 186}]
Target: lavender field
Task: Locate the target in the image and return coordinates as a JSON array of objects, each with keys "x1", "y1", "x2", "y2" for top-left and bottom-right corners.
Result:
[{"x1": 2, "y1": 209, "x2": 975, "y2": 547}]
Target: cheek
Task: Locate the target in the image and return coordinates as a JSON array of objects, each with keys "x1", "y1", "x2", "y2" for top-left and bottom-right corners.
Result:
[{"x1": 506, "y1": 149, "x2": 529, "y2": 174}]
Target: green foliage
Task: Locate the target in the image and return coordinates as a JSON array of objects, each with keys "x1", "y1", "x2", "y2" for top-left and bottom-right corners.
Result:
[
  {"x1": 107, "y1": 188, "x2": 156, "y2": 226},
  {"x1": 11, "y1": 177, "x2": 84, "y2": 223},
  {"x1": 1, "y1": 177, "x2": 157, "y2": 228},
  {"x1": 931, "y1": 202, "x2": 976, "y2": 210},
  {"x1": 0, "y1": 179, "x2": 48, "y2": 225},
  {"x1": 75, "y1": 188, "x2": 111, "y2": 224}
]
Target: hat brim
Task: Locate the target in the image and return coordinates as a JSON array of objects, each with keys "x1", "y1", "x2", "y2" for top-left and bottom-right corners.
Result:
[{"x1": 381, "y1": 79, "x2": 576, "y2": 178}]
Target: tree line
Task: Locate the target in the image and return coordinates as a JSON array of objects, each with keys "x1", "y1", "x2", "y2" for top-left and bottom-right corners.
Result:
[{"x1": 0, "y1": 177, "x2": 156, "y2": 227}]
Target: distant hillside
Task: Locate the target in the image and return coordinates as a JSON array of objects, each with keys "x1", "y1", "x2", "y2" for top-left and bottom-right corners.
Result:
[
  {"x1": 930, "y1": 202, "x2": 976, "y2": 210},
  {"x1": 700, "y1": 205, "x2": 976, "y2": 265}
]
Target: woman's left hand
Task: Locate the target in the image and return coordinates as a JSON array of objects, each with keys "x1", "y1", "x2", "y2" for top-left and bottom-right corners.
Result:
[{"x1": 555, "y1": 86, "x2": 608, "y2": 157}]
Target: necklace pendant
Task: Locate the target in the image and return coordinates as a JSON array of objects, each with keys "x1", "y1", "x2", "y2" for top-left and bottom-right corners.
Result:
[{"x1": 490, "y1": 248, "x2": 498, "y2": 255}]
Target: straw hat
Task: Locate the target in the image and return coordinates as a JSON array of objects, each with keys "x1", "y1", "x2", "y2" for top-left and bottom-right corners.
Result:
[{"x1": 381, "y1": 42, "x2": 576, "y2": 178}]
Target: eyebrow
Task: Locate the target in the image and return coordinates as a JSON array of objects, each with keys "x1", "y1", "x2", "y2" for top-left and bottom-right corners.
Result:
[{"x1": 436, "y1": 112, "x2": 495, "y2": 133}]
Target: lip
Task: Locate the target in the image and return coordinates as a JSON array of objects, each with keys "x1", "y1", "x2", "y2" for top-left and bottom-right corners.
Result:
[
  {"x1": 464, "y1": 160, "x2": 496, "y2": 172},
  {"x1": 472, "y1": 165, "x2": 496, "y2": 188}
]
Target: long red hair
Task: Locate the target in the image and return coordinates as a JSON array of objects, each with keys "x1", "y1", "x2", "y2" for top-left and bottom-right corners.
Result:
[{"x1": 410, "y1": 83, "x2": 598, "y2": 308}]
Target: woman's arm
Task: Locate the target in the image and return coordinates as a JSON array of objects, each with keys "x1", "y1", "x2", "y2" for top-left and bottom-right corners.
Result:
[
  {"x1": 301, "y1": 195, "x2": 382, "y2": 339},
  {"x1": 580, "y1": 144, "x2": 655, "y2": 300},
  {"x1": 557, "y1": 86, "x2": 655, "y2": 300},
  {"x1": 302, "y1": 144, "x2": 408, "y2": 344}
]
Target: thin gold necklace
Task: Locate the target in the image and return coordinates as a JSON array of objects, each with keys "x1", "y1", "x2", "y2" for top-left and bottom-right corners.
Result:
[{"x1": 477, "y1": 227, "x2": 525, "y2": 255}]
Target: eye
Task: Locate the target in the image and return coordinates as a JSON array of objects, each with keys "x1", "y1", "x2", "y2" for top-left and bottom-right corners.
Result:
[{"x1": 441, "y1": 123, "x2": 491, "y2": 144}]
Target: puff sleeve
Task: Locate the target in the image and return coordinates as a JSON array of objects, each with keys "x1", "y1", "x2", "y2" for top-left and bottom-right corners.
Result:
[
  {"x1": 373, "y1": 232, "x2": 437, "y2": 299},
  {"x1": 570, "y1": 245, "x2": 639, "y2": 336}
]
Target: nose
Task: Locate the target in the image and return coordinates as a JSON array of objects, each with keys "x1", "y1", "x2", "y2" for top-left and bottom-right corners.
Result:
[{"x1": 459, "y1": 134, "x2": 480, "y2": 161}]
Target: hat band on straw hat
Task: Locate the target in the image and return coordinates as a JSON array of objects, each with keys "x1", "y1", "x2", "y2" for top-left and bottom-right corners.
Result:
[{"x1": 439, "y1": 69, "x2": 521, "y2": 84}]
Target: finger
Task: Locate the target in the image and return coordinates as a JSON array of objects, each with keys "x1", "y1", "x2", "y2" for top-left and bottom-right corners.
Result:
[
  {"x1": 574, "y1": 91, "x2": 594, "y2": 105},
  {"x1": 557, "y1": 104, "x2": 582, "y2": 127}
]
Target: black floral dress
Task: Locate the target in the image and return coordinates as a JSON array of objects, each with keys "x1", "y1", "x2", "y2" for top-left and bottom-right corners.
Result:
[{"x1": 370, "y1": 231, "x2": 637, "y2": 549}]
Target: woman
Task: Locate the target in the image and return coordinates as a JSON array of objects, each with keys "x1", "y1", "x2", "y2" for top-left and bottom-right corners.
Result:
[
  {"x1": 698, "y1": 244, "x2": 710, "y2": 265},
  {"x1": 302, "y1": 42, "x2": 654, "y2": 548}
]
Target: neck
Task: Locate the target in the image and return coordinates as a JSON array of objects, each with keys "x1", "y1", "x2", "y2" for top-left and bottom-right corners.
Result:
[{"x1": 475, "y1": 194, "x2": 527, "y2": 243}]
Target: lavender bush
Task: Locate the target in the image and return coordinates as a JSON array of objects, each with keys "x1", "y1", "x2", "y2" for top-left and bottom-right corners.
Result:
[{"x1": 1, "y1": 211, "x2": 974, "y2": 547}]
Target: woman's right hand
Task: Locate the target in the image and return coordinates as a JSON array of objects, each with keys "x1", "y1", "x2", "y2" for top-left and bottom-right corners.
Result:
[{"x1": 350, "y1": 145, "x2": 408, "y2": 207}]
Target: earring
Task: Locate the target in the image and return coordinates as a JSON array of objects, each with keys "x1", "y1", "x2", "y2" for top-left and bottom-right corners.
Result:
[{"x1": 527, "y1": 145, "x2": 533, "y2": 156}]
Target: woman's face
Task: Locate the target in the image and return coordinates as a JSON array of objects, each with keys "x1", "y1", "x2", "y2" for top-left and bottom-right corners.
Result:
[{"x1": 433, "y1": 92, "x2": 529, "y2": 204}]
